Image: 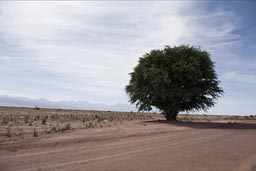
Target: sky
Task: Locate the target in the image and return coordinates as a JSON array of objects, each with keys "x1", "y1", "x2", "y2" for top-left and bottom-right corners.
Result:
[{"x1": 0, "y1": 1, "x2": 255, "y2": 115}]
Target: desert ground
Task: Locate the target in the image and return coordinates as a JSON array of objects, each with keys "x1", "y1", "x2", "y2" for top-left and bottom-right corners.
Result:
[{"x1": 0, "y1": 106, "x2": 256, "y2": 171}]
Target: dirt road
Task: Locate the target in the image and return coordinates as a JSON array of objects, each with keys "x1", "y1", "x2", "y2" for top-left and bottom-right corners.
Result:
[{"x1": 1, "y1": 122, "x2": 256, "y2": 171}]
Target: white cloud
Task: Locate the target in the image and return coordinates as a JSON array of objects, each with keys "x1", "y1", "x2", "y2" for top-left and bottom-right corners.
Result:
[
  {"x1": 0, "y1": 1, "x2": 247, "y2": 110},
  {"x1": 223, "y1": 72, "x2": 256, "y2": 85}
]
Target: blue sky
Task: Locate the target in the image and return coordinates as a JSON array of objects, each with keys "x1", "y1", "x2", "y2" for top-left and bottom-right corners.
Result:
[{"x1": 0, "y1": 1, "x2": 255, "y2": 115}]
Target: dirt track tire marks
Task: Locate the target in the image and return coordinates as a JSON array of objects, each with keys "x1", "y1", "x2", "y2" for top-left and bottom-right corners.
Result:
[
  {"x1": 1, "y1": 128, "x2": 256, "y2": 171},
  {"x1": 0, "y1": 126, "x2": 256, "y2": 171}
]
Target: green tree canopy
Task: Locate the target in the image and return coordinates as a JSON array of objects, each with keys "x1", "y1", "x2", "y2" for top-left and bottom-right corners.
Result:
[{"x1": 125, "y1": 45, "x2": 224, "y2": 120}]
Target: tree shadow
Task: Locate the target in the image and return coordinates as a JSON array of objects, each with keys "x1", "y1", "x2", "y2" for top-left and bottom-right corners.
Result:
[{"x1": 146, "y1": 120, "x2": 256, "y2": 130}]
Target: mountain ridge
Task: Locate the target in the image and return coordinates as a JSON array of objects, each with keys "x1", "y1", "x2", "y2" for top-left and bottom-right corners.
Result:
[{"x1": 0, "y1": 95, "x2": 137, "y2": 112}]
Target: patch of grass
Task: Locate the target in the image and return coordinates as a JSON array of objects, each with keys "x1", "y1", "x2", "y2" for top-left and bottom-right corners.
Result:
[
  {"x1": 50, "y1": 114, "x2": 59, "y2": 120},
  {"x1": 177, "y1": 117, "x2": 192, "y2": 122},
  {"x1": 96, "y1": 115, "x2": 106, "y2": 122}
]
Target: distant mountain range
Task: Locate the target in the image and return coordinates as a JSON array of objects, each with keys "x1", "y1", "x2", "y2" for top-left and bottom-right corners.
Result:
[{"x1": 0, "y1": 95, "x2": 138, "y2": 112}]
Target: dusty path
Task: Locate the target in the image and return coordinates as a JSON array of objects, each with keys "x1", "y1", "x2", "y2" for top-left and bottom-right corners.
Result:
[{"x1": 0, "y1": 122, "x2": 256, "y2": 171}]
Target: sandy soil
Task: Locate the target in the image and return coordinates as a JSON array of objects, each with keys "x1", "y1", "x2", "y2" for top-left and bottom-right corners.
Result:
[{"x1": 0, "y1": 107, "x2": 256, "y2": 171}]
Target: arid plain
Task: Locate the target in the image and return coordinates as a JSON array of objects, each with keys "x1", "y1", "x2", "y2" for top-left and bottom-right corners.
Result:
[{"x1": 0, "y1": 106, "x2": 256, "y2": 171}]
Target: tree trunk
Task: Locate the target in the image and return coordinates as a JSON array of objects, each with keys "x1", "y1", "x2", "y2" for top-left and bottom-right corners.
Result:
[{"x1": 165, "y1": 111, "x2": 178, "y2": 121}]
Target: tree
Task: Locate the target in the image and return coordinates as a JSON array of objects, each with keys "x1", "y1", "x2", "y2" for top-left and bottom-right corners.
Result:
[{"x1": 125, "y1": 45, "x2": 223, "y2": 120}]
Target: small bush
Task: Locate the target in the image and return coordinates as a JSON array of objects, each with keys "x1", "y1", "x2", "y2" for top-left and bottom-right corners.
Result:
[
  {"x1": 89, "y1": 122, "x2": 93, "y2": 128},
  {"x1": 6, "y1": 127, "x2": 11, "y2": 137},
  {"x1": 108, "y1": 116, "x2": 114, "y2": 122},
  {"x1": 24, "y1": 115, "x2": 29, "y2": 123},
  {"x1": 2, "y1": 116, "x2": 9, "y2": 124},
  {"x1": 34, "y1": 115, "x2": 40, "y2": 121},
  {"x1": 35, "y1": 106, "x2": 40, "y2": 110},
  {"x1": 51, "y1": 126, "x2": 57, "y2": 132},
  {"x1": 97, "y1": 115, "x2": 106, "y2": 122},
  {"x1": 33, "y1": 128, "x2": 38, "y2": 137},
  {"x1": 82, "y1": 118, "x2": 86, "y2": 123},
  {"x1": 61, "y1": 123, "x2": 71, "y2": 131},
  {"x1": 41, "y1": 117, "x2": 47, "y2": 125}
]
